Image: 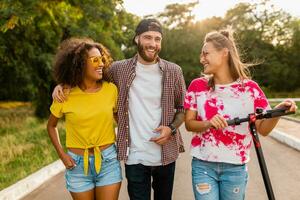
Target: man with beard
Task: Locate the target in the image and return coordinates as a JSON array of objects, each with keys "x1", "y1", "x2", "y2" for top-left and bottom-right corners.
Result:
[
  {"x1": 108, "y1": 18, "x2": 186, "y2": 200},
  {"x1": 52, "y1": 18, "x2": 186, "y2": 200}
]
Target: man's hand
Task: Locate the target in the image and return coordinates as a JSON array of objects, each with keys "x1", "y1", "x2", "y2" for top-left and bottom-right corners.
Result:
[
  {"x1": 52, "y1": 84, "x2": 70, "y2": 103},
  {"x1": 150, "y1": 125, "x2": 172, "y2": 145}
]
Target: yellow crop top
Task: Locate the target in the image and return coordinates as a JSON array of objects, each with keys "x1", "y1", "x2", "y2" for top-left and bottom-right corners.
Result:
[{"x1": 50, "y1": 81, "x2": 118, "y2": 175}]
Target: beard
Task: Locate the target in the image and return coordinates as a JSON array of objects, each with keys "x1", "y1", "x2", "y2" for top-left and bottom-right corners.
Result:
[{"x1": 137, "y1": 42, "x2": 160, "y2": 63}]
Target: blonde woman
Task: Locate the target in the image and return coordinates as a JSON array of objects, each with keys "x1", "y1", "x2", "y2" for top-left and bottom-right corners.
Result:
[
  {"x1": 47, "y1": 38, "x2": 121, "y2": 200},
  {"x1": 184, "y1": 30, "x2": 297, "y2": 200}
]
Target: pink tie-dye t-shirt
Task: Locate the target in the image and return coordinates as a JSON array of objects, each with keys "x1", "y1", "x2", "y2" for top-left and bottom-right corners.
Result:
[{"x1": 184, "y1": 77, "x2": 270, "y2": 164}]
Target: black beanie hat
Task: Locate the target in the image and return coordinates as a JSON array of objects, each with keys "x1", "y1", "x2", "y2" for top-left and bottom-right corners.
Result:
[{"x1": 133, "y1": 18, "x2": 163, "y2": 44}]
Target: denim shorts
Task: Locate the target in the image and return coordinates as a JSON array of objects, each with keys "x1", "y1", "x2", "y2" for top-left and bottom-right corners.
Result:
[
  {"x1": 192, "y1": 158, "x2": 248, "y2": 200},
  {"x1": 65, "y1": 144, "x2": 122, "y2": 193}
]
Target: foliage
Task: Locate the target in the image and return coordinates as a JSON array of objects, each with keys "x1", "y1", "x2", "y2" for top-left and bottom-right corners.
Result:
[
  {"x1": 157, "y1": 0, "x2": 300, "y2": 90},
  {"x1": 223, "y1": 0, "x2": 299, "y2": 91},
  {"x1": 158, "y1": 1, "x2": 198, "y2": 28},
  {"x1": 0, "y1": 0, "x2": 137, "y2": 118},
  {"x1": 0, "y1": 0, "x2": 299, "y2": 119}
]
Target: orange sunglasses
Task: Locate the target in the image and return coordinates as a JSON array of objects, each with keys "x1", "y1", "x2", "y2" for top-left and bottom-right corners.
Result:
[{"x1": 88, "y1": 56, "x2": 105, "y2": 67}]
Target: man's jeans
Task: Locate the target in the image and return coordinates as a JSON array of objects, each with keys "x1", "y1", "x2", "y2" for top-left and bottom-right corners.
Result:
[
  {"x1": 125, "y1": 162, "x2": 176, "y2": 200},
  {"x1": 192, "y1": 158, "x2": 248, "y2": 200}
]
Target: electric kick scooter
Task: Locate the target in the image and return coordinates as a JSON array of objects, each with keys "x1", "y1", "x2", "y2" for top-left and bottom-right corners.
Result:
[{"x1": 227, "y1": 107, "x2": 295, "y2": 200}]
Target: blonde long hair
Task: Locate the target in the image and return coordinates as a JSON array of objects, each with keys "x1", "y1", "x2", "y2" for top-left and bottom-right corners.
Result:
[{"x1": 204, "y1": 29, "x2": 251, "y2": 89}]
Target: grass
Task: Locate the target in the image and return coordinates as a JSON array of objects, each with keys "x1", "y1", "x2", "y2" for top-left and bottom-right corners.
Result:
[
  {"x1": 263, "y1": 88, "x2": 300, "y2": 98},
  {"x1": 0, "y1": 101, "x2": 31, "y2": 109},
  {"x1": 0, "y1": 102, "x2": 66, "y2": 190}
]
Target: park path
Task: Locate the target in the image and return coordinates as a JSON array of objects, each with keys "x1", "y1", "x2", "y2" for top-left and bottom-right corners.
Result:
[{"x1": 22, "y1": 118, "x2": 300, "y2": 200}]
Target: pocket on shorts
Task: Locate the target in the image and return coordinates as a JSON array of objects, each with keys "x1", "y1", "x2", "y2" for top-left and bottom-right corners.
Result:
[{"x1": 102, "y1": 145, "x2": 117, "y2": 162}]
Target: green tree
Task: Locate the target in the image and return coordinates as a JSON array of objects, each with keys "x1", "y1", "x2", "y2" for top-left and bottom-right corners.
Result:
[
  {"x1": 223, "y1": 0, "x2": 297, "y2": 91},
  {"x1": 157, "y1": 2, "x2": 225, "y2": 85},
  {"x1": 0, "y1": 0, "x2": 136, "y2": 118},
  {"x1": 158, "y1": 1, "x2": 198, "y2": 29},
  {"x1": 160, "y1": 17, "x2": 225, "y2": 85},
  {"x1": 156, "y1": 0, "x2": 299, "y2": 91}
]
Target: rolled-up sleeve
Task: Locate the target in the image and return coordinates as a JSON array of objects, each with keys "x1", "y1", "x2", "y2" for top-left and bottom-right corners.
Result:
[
  {"x1": 174, "y1": 67, "x2": 186, "y2": 113},
  {"x1": 50, "y1": 100, "x2": 63, "y2": 118}
]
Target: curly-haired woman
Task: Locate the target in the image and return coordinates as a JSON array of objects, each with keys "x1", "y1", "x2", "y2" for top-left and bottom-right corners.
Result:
[{"x1": 47, "y1": 38, "x2": 121, "y2": 200}]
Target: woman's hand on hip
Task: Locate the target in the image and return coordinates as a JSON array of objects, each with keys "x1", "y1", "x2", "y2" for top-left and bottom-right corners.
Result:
[{"x1": 60, "y1": 152, "x2": 76, "y2": 170}]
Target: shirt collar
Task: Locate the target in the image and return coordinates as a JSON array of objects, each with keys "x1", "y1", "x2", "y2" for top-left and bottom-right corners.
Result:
[{"x1": 131, "y1": 54, "x2": 165, "y2": 72}]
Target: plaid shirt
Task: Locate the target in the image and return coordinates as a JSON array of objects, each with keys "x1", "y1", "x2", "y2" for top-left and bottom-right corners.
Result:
[{"x1": 107, "y1": 55, "x2": 186, "y2": 165}]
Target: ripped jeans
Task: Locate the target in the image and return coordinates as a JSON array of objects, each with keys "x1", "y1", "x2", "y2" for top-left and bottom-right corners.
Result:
[{"x1": 192, "y1": 158, "x2": 248, "y2": 200}]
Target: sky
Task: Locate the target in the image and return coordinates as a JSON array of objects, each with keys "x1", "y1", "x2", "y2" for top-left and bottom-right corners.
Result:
[{"x1": 122, "y1": 0, "x2": 300, "y2": 21}]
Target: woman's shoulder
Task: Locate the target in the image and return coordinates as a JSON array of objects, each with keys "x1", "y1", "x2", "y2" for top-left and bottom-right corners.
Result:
[
  {"x1": 243, "y1": 79, "x2": 260, "y2": 88},
  {"x1": 69, "y1": 86, "x2": 81, "y2": 94},
  {"x1": 191, "y1": 77, "x2": 208, "y2": 84},
  {"x1": 188, "y1": 77, "x2": 209, "y2": 91},
  {"x1": 103, "y1": 81, "x2": 117, "y2": 91}
]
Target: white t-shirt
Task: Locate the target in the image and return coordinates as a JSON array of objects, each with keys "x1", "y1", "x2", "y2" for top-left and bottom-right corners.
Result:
[
  {"x1": 126, "y1": 62, "x2": 163, "y2": 166},
  {"x1": 184, "y1": 77, "x2": 270, "y2": 164}
]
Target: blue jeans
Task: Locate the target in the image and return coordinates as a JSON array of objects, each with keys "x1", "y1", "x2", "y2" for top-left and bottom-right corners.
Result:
[
  {"x1": 125, "y1": 162, "x2": 175, "y2": 200},
  {"x1": 192, "y1": 158, "x2": 248, "y2": 200}
]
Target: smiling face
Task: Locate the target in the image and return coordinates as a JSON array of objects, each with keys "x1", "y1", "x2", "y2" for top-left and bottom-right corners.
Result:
[
  {"x1": 200, "y1": 42, "x2": 226, "y2": 75},
  {"x1": 84, "y1": 47, "x2": 103, "y2": 81},
  {"x1": 136, "y1": 31, "x2": 162, "y2": 64}
]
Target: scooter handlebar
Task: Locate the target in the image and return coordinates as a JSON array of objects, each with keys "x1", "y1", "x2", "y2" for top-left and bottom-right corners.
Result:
[
  {"x1": 227, "y1": 118, "x2": 239, "y2": 126},
  {"x1": 226, "y1": 107, "x2": 295, "y2": 126}
]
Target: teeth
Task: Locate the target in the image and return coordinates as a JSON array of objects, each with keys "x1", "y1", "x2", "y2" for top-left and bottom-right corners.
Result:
[{"x1": 146, "y1": 49, "x2": 155, "y2": 52}]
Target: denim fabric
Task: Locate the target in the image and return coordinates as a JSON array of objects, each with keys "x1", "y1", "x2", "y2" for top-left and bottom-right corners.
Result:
[
  {"x1": 65, "y1": 145, "x2": 122, "y2": 193},
  {"x1": 125, "y1": 162, "x2": 175, "y2": 200},
  {"x1": 192, "y1": 158, "x2": 248, "y2": 200}
]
